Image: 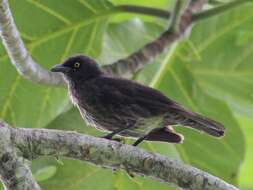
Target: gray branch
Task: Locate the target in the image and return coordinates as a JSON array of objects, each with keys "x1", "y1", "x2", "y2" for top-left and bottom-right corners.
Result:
[
  {"x1": 0, "y1": 120, "x2": 238, "y2": 190},
  {"x1": 0, "y1": 0, "x2": 65, "y2": 86},
  {"x1": 0, "y1": 121, "x2": 40, "y2": 190},
  {"x1": 102, "y1": 0, "x2": 206, "y2": 77},
  {"x1": 0, "y1": 0, "x2": 249, "y2": 84},
  {"x1": 0, "y1": 0, "x2": 206, "y2": 85}
]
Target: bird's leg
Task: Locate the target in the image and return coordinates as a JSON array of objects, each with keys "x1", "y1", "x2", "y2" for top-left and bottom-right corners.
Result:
[
  {"x1": 132, "y1": 128, "x2": 162, "y2": 146},
  {"x1": 102, "y1": 127, "x2": 127, "y2": 140},
  {"x1": 132, "y1": 135, "x2": 148, "y2": 146},
  {"x1": 102, "y1": 123, "x2": 134, "y2": 140}
]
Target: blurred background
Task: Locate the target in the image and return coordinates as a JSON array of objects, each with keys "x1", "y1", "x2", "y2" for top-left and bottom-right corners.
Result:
[{"x1": 0, "y1": 0, "x2": 252, "y2": 189}]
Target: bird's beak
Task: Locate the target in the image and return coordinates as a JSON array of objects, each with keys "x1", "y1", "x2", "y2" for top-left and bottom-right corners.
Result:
[{"x1": 51, "y1": 64, "x2": 70, "y2": 73}]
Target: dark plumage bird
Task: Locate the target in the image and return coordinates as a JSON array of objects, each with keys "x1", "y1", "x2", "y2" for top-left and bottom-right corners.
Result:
[{"x1": 51, "y1": 55, "x2": 225, "y2": 146}]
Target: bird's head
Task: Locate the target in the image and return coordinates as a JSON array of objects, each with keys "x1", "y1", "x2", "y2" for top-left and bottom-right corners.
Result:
[{"x1": 51, "y1": 55, "x2": 102, "y2": 82}]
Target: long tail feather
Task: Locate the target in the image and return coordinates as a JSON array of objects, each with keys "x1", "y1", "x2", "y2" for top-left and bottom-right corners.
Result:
[
  {"x1": 167, "y1": 104, "x2": 225, "y2": 137},
  {"x1": 183, "y1": 113, "x2": 225, "y2": 137}
]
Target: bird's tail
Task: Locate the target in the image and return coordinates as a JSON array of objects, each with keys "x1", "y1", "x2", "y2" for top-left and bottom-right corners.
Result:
[
  {"x1": 166, "y1": 105, "x2": 225, "y2": 137},
  {"x1": 182, "y1": 113, "x2": 225, "y2": 137}
]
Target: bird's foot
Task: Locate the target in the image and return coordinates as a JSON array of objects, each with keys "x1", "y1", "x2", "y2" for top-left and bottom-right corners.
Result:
[
  {"x1": 132, "y1": 136, "x2": 147, "y2": 146},
  {"x1": 102, "y1": 134, "x2": 125, "y2": 143},
  {"x1": 112, "y1": 137, "x2": 125, "y2": 143},
  {"x1": 102, "y1": 133, "x2": 114, "y2": 140},
  {"x1": 125, "y1": 166, "x2": 135, "y2": 178}
]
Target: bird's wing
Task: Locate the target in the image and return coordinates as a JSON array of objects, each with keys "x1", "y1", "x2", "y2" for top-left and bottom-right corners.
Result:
[{"x1": 93, "y1": 76, "x2": 178, "y2": 117}]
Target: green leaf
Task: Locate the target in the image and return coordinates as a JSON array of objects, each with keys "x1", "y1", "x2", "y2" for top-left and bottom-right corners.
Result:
[
  {"x1": 109, "y1": 0, "x2": 172, "y2": 23},
  {"x1": 110, "y1": 0, "x2": 170, "y2": 8},
  {"x1": 188, "y1": 3, "x2": 253, "y2": 117},
  {"x1": 149, "y1": 43, "x2": 245, "y2": 184},
  {"x1": 0, "y1": 0, "x2": 250, "y2": 189},
  {"x1": 1, "y1": 0, "x2": 112, "y2": 129},
  {"x1": 34, "y1": 166, "x2": 57, "y2": 182},
  {"x1": 237, "y1": 115, "x2": 253, "y2": 190},
  {"x1": 39, "y1": 159, "x2": 114, "y2": 190}
]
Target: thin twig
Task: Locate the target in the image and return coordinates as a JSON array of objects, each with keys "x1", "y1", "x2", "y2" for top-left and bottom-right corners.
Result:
[
  {"x1": 102, "y1": 0, "x2": 206, "y2": 77},
  {"x1": 0, "y1": 120, "x2": 239, "y2": 190},
  {"x1": 114, "y1": 5, "x2": 170, "y2": 19},
  {"x1": 1, "y1": 0, "x2": 249, "y2": 85},
  {"x1": 208, "y1": 0, "x2": 223, "y2": 5},
  {"x1": 168, "y1": 0, "x2": 185, "y2": 32},
  {"x1": 0, "y1": 0, "x2": 170, "y2": 87},
  {"x1": 0, "y1": 0, "x2": 205, "y2": 84},
  {"x1": 193, "y1": 0, "x2": 252, "y2": 22}
]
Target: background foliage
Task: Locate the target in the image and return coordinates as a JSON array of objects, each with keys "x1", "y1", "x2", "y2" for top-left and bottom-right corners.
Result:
[{"x1": 0, "y1": 0, "x2": 252, "y2": 189}]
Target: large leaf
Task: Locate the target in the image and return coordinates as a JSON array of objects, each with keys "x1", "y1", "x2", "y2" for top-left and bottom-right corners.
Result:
[
  {"x1": 188, "y1": 4, "x2": 253, "y2": 117},
  {"x1": 149, "y1": 43, "x2": 244, "y2": 184},
  {"x1": 1, "y1": 0, "x2": 113, "y2": 129},
  {"x1": 0, "y1": 0, "x2": 250, "y2": 189},
  {"x1": 237, "y1": 115, "x2": 253, "y2": 190}
]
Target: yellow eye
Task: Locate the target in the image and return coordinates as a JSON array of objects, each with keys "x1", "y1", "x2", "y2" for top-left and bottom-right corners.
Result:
[{"x1": 74, "y1": 62, "x2": 80, "y2": 68}]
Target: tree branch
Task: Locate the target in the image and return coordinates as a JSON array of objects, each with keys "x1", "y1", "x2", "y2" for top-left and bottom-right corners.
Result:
[
  {"x1": 0, "y1": 120, "x2": 238, "y2": 190},
  {"x1": 0, "y1": 121, "x2": 40, "y2": 190},
  {"x1": 0, "y1": 0, "x2": 65, "y2": 86},
  {"x1": 102, "y1": 0, "x2": 206, "y2": 77},
  {"x1": 0, "y1": 0, "x2": 170, "y2": 87},
  {"x1": 0, "y1": 0, "x2": 207, "y2": 84},
  {"x1": 1, "y1": 0, "x2": 249, "y2": 84},
  {"x1": 192, "y1": 0, "x2": 252, "y2": 22},
  {"x1": 103, "y1": 0, "x2": 252, "y2": 77}
]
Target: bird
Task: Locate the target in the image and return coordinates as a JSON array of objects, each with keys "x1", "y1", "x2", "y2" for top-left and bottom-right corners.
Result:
[{"x1": 51, "y1": 55, "x2": 225, "y2": 146}]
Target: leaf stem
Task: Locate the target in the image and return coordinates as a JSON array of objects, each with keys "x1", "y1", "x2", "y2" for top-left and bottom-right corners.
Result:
[
  {"x1": 192, "y1": 0, "x2": 252, "y2": 22},
  {"x1": 0, "y1": 120, "x2": 240, "y2": 190},
  {"x1": 208, "y1": 0, "x2": 222, "y2": 6},
  {"x1": 168, "y1": 0, "x2": 185, "y2": 32},
  {"x1": 113, "y1": 5, "x2": 170, "y2": 19}
]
